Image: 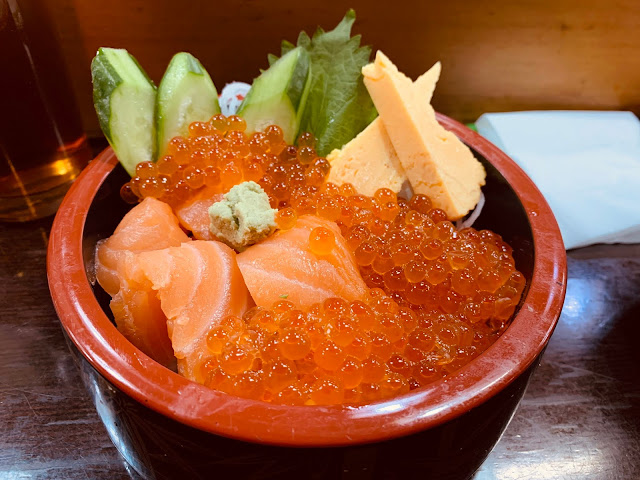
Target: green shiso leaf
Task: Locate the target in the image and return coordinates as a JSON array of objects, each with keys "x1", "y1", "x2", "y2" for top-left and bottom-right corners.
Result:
[{"x1": 269, "y1": 10, "x2": 377, "y2": 156}]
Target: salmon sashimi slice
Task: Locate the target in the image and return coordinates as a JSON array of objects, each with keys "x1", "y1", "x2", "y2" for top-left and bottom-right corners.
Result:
[
  {"x1": 95, "y1": 197, "x2": 189, "y2": 296},
  {"x1": 110, "y1": 267, "x2": 177, "y2": 369},
  {"x1": 133, "y1": 240, "x2": 253, "y2": 381},
  {"x1": 174, "y1": 186, "x2": 223, "y2": 240},
  {"x1": 236, "y1": 215, "x2": 367, "y2": 309}
]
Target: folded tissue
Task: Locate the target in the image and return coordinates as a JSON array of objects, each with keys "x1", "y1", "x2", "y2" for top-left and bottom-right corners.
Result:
[{"x1": 476, "y1": 111, "x2": 640, "y2": 250}]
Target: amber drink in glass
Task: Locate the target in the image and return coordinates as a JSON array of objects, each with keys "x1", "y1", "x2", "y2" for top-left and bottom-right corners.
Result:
[{"x1": 0, "y1": 0, "x2": 90, "y2": 221}]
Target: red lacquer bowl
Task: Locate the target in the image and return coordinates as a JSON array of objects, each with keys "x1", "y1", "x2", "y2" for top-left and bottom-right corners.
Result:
[{"x1": 47, "y1": 115, "x2": 566, "y2": 480}]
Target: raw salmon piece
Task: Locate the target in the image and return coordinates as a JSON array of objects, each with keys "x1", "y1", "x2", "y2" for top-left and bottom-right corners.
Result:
[
  {"x1": 236, "y1": 216, "x2": 367, "y2": 309},
  {"x1": 110, "y1": 265, "x2": 177, "y2": 369},
  {"x1": 95, "y1": 197, "x2": 189, "y2": 296},
  {"x1": 94, "y1": 197, "x2": 188, "y2": 368},
  {"x1": 174, "y1": 186, "x2": 223, "y2": 240},
  {"x1": 134, "y1": 240, "x2": 253, "y2": 381}
]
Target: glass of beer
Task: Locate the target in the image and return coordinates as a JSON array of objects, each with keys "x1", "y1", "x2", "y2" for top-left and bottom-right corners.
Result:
[{"x1": 0, "y1": 0, "x2": 91, "y2": 222}]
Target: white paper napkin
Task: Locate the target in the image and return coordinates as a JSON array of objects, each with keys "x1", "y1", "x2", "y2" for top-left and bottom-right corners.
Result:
[{"x1": 476, "y1": 111, "x2": 640, "y2": 250}]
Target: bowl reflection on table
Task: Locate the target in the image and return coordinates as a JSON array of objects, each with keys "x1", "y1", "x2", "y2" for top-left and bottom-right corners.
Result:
[{"x1": 47, "y1": 114, "x2": 566, "y2": 480}]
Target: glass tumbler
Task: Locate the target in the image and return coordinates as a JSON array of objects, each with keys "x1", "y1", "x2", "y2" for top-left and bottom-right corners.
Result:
[{"x1": 0, "y1": 0, "x2": 91, "y2": 222}]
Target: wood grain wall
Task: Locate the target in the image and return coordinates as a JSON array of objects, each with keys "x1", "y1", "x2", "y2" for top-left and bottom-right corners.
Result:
[{"x1": 43, "y1": 0, "x2": 640, "y2": 137}]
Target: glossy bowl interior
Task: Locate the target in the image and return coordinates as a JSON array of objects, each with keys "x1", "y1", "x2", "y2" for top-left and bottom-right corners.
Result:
[{"x1": 47, "y1": 114, "x2": 566, "y2": 449}]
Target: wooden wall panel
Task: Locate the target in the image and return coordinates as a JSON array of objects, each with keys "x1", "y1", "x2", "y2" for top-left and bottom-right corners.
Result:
[{"x1": 43, "y1": 0, "x2": 640, "y2": 137}]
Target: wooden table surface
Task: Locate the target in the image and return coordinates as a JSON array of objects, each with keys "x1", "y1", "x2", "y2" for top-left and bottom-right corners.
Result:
[{"x1": 1, "y1": 211, "x2": 639, "y2": 479}]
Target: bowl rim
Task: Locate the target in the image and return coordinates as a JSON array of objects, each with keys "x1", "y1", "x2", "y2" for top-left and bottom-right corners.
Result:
[{"x1": 47, "y1": 114, "x2": 567, "y2": 447}]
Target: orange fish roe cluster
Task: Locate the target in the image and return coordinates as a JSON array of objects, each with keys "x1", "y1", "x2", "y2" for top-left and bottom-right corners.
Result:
[
  {"x1": 199, "y1": 292, "x2": 422, "y2": 405},
  {"x1": 120, "y1": 114, "x2": 331, "y2": 209},
  {"x1": 199, "y1": 249, "x2": 522, "y2": 407},
  {"x1": 199, "y1": 187, "x2": 525, "y2": 404},
  {"x1": 269, "y1": 183, "x2": 526, "y2": 333},
  {"x1": 341, "y1": 189, "x2": 526, "y2": 327}
]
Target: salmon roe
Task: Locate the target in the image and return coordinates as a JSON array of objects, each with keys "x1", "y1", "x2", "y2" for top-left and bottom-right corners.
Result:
[
  {"x1": 122, "y1": 115, "x2": 526, "y2": 405},
  {"x1": 123, "y1": 114, "x2": 332, "y2": 211}
]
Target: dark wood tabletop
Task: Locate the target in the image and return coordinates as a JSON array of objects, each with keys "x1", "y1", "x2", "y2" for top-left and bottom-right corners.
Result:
[{"x1": 2, "y1": 210, "x2": 639, "y2": 479}]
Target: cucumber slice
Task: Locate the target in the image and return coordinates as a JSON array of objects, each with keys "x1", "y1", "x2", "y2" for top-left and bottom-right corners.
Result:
[
  {"x1": 91, "y1": 47, "x2": 157, "y2": 176},
  {"x1": 237, "y1": 47, "x2": 311, "y2": 144},
  {"x1": 156, "y1": 52, "x2": 220, "y2": 157}
]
